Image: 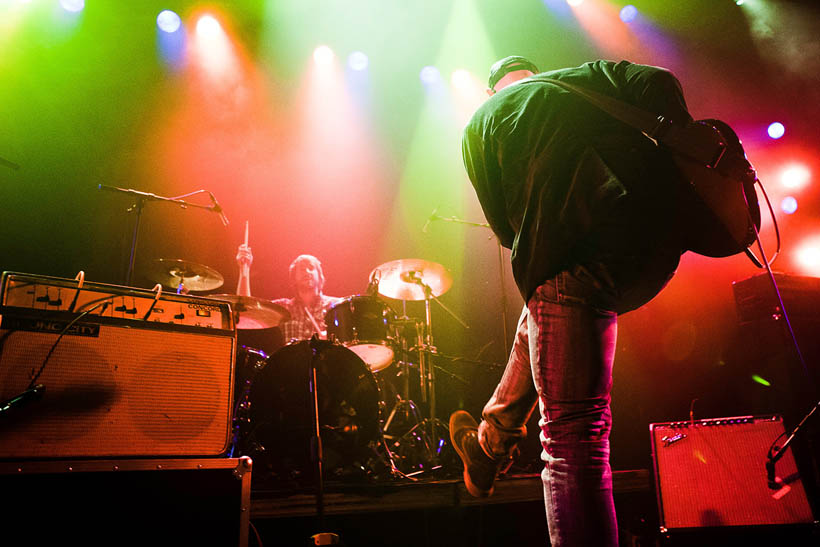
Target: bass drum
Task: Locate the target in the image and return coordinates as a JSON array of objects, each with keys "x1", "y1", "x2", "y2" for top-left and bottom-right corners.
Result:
[{"x1": 240, "y1": 340, "x2": 381, "y2": 487}]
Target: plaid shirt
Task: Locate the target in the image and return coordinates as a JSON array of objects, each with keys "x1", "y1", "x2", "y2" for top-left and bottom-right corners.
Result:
[{"x1": 271, "y1": 294, "x2": 344, "y2": 342}]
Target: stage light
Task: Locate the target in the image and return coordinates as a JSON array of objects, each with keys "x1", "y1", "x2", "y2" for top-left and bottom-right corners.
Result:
[
  {"x1": 767, "y1": 122, "x2": 785, "y2": 139},
  {"x1": 620, "y1": 5, "x2": 638, "y2": 23},
  {"x1": 196, "y1": 14, "x2": 222, "y2": 39},
  {"x1": 348, "y1": 51, "x2": 369, "y2": 71},
  {"x1": 736, "y1": 0, "x2": 746, "y2": 5},
  {"x1": 157, "y1": 10, "x2": 182, "y2": 34},
  {"x1": 419, "y1": 66, "x2": 441, "y2": 85},
  {"x1": 59, "y1": 0, "x2": 84, "y2": 12},
  {"x1": 450, "y1": 69, "x2": 472, "y2": 90},
  {"x1": 781, "y1": 196, "x2": 798, "y2": 214},
  {"x1": 313, "y1": 45, "x2": 335, "y2": 67},
  {"x1": 780, "y1": 163, "x2": 811, "y2": 190}
]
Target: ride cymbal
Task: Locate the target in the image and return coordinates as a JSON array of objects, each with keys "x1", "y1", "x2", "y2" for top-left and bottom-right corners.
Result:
[{"x1": 370, "y1": 258, "x2": 453, "y2": 301}]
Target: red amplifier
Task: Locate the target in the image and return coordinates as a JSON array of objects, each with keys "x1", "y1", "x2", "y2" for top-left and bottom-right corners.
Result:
[{"x1": 650, "y1": 415, "x2": 815, "y2": 538}]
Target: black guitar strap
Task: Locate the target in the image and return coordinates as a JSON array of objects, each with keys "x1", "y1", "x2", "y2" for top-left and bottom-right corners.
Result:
[
  {"x1": 526, "y1": 75, "x2": 767, "y2": 265},
  {"x1": 527, "y1": 75, "x2": 735, "y2": 172}
]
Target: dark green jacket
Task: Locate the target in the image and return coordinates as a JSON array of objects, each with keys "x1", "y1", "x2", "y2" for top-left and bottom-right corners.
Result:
[{"x1": 463, "y1": 60, "x2": 694, "y2": 312}]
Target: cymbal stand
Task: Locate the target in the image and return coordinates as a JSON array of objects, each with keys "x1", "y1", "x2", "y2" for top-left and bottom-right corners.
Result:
[
  {"x1": 405, "y1": 273, "x2": 466, "y2": 466},
  {"x1": 379, "y1": 317, "x2": 425, "y2": 477}
]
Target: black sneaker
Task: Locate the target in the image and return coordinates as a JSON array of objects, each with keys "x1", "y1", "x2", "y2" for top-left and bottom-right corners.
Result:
[{"x1": 449, "y1": 410, "x2": 502, "y2": 497}]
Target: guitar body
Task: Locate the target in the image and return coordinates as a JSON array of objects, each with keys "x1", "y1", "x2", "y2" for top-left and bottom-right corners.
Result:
[{"x1": 669, "y1": 119, "x2": 761, "y2": 258}]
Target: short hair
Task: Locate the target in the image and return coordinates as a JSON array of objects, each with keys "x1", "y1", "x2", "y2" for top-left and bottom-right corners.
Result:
[
  {"x1": 488, "y1": 56, "x2": 540, "y2": 91},
  {"x1": 288, "y1": 254, "x2": 325, "y2": 289}
]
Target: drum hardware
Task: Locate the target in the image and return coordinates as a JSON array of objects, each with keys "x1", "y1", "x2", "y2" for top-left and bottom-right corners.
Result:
[
  {"x1": 370, "y1": 259, "x2": 470, "y2": 470},
  {"x1": 98, "y1": 185, "x2": 228, "y2": 286},
  {"x1": 148, "y1": 258, "x2": 225, "y2": 294},
  {"x1": 227, "y1": 346, "x2": 270, "y2": 458},
  {"x1": 209, "y1": 294, "x2": 291, "y2": 329}
]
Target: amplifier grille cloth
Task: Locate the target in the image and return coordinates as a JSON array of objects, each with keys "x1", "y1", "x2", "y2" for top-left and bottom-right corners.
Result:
[
  {"x1": 0, "y1": 325, "x2": 234, "y2": 458},
  {"x1": 652, "y1": 418, "x2": 814, "y2": 530}
]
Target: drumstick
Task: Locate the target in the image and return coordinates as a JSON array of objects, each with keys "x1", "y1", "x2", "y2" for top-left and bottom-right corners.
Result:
[{"x1": 244, "y1": 220, "x2": 249, "y2": 246}]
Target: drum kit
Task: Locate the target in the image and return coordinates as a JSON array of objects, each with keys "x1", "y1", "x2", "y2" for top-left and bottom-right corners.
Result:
[{"x1": 148, "y1": 256, "x2": 462, "y2": 486}]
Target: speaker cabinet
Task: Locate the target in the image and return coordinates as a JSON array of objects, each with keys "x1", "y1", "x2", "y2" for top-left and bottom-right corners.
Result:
[
  {"x1": 650, "y1": 415, "x2": 815, "y2": 539},
  {"x1": 0, "y1": 272, "x2": 236, "y2": 458}
]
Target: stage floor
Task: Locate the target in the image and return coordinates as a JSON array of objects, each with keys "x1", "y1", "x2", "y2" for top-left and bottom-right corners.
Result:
[{"x1": 249, "y1": 469, "x2": 651, "y2": 518}]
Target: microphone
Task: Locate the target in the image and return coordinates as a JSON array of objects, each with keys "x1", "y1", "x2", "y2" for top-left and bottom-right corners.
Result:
[
  {"x1": 766, "y1": 459, "x2": 778, "y2": 489},
  {"x1": 422, "y1": 206, "x2": 439, "y2": 233},
  {"x1": 367, "y1": 269, "x2": 381, "y2": 295},
  {"x1": 209, "y1": 192, "x2": 230, "y2": 227}
]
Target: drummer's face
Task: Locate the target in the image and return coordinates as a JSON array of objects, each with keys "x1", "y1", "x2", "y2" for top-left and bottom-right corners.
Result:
[{"x1": 292, "y1": 259, "x2": 321, "y2": 291}]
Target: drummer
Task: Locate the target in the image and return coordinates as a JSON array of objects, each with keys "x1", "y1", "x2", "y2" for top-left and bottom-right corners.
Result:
[{"x1": 236, "y1": 244, "x2": 343, "y2": 341}]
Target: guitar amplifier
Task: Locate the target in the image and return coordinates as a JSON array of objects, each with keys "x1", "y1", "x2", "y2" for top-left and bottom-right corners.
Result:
[
  {"x1": 650, "y1": 415, "x2": 815, "y2": 539},
  {"x1": 0, "y1": 272, "x2": 236, "y2": 458}
]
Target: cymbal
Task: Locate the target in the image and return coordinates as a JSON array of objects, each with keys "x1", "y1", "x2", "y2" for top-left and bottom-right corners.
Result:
[
  {"x1": 371, "y1": 258, "x2": 453, "y2": 301},
  {"x1": 149, "y1": 258, "x2": 224, "y2": 292},
  {"x1": 209, "y1": 294, "x2": 291, "y2": 329}
]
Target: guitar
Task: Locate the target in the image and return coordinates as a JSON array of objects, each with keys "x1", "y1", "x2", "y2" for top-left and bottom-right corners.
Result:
[
  {"x1": 666, "y1": 119, "x2": 761, "y2": 258},
  {"x1": 530, "y1": 77, "x2": 762, "y2": 259}
]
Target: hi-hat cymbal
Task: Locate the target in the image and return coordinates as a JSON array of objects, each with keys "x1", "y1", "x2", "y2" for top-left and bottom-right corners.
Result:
[
  {"x1": 149, "y1": 258, "x2": 224, "y2": 292},
  {"x1": 371, "y1": 258, "x2": 453, "y2": 301},
  {"x1": 209, "y1": 294, "x2": 291, "y2": 329}
]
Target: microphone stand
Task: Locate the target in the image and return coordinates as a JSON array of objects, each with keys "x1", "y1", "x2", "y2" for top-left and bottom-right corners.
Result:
[
  {"x1": 767, "y1": 400, "x2": 820, "y2": 488},
  {"x1": 98, "y1": 185, "x2": 226, "y2": 286},
  {"x1": 426, "y1": 213, "x2": 510, "y2": 348},
  {"x1": 307, "y1": 335, "x2": 340, "y2": 546},
  {"x1": 0, "y1": 154, "x2": 21, "y2": 170}
]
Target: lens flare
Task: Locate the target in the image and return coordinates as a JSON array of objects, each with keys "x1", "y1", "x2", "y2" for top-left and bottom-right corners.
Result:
[{"x1": 751, "y1": 375, "x2": 771, "y2": 387}]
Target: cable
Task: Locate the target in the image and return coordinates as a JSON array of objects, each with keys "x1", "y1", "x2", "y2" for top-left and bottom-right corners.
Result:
[
  {"x1": 744, "y1": 177, "x2": 781, "y2": 268},
  {"x1": 143, "y1": 283, "x2": 162, "y2": 321},
  {"x1": 249, "y1": 520, "x2": 264, "y2": 547},
  {"x1": 27, "y1": 297, "x2": 113, "y2": 389},
  {"x1": 67, "y1": 270, "x2": 85, "y2": 313}
]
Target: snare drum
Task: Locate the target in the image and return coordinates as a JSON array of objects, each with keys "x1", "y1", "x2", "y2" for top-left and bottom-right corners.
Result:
[{"x1": 325, "y1": 295, "x2": 397, "y2": 371}]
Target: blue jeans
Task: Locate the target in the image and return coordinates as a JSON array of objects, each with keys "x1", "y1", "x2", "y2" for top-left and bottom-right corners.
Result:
[{"x1": 479, "y1": 269, "x2": 619, "y2": 547}]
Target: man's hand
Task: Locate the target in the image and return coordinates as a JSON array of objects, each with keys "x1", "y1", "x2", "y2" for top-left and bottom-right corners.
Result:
[
  {"x1": 236, "y1": 243, "x2": 253, "y2": 268},
  {"x1": 236, "y1": 244, "x2": 253, "y2": 296}
]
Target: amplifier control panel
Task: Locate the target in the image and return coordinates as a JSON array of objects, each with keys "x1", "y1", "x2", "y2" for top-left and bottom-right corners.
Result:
[{"x1": 1, "y1": 272, "x2": 233, "y2": 330}]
